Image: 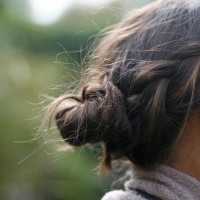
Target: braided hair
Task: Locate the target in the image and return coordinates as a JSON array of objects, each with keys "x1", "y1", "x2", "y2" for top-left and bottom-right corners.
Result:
[{"x1": 48, "y1": 0, "x2": 200, "y2": 170}]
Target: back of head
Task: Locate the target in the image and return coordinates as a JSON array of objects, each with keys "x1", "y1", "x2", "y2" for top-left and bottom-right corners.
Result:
[{"x1": 49, "y1": 0, "x2": 200, "y2": 171}]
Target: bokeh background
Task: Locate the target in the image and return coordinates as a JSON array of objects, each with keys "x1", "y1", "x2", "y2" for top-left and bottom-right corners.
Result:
[{"x1": 0, "y1": 0, "x2": 154, "y2": 199}]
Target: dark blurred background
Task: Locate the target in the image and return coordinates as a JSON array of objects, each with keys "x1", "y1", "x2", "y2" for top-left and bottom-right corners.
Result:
[{"x1": 0, "y1": 0, "x2": 154, "y2": 199}]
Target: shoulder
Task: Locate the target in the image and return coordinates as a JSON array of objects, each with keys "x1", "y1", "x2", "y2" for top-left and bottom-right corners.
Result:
[{"x1": 101, "y1": 190, "x2": 148, "y2": 200}]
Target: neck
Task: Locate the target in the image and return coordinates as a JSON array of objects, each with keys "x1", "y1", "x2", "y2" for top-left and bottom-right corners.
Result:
[{"x1": 167, "y1": 114, "x2": 200, "y2": 181}]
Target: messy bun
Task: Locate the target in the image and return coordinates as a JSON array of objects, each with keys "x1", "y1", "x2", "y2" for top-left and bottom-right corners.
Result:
[
  {"x1": 54, "y1": 81, "x2": 132, "y2": 169},
  {"x1": 55, "y1": 81, "x2": 129, "y2": 145},
  {"x1": 48, "y1": 0, "x2": 200, "y2": 170}
]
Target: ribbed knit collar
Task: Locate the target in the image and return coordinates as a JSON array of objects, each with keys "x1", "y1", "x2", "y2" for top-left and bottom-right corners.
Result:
[{"x1": 125, "y1": 165, "x2": 200, "y2": 200}]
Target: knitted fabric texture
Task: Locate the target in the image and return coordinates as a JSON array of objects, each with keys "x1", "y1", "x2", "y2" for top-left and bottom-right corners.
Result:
[{"x1": 101, "y1": 165, "x2": 200, "y2": 200}]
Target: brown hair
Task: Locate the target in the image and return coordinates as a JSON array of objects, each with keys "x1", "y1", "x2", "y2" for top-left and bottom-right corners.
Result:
[{"x1": 47, "y1": 0, "x2": 200, "y2": 171}]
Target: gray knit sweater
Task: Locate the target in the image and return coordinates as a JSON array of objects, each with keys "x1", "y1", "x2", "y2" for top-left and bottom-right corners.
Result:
[{"x1": 101, "y1": 165, "x2": 200, "y2": 200}]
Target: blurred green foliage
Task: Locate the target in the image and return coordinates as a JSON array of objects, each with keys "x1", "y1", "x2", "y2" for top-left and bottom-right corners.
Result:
[{"x1": 0, "y1": 0, "x2": 153, "y2": 199}]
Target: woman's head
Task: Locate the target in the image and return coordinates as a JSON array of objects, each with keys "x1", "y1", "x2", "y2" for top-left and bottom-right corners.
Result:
[{"x1": 49, "y1": 0, "x2": 200, "y2": 171}]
